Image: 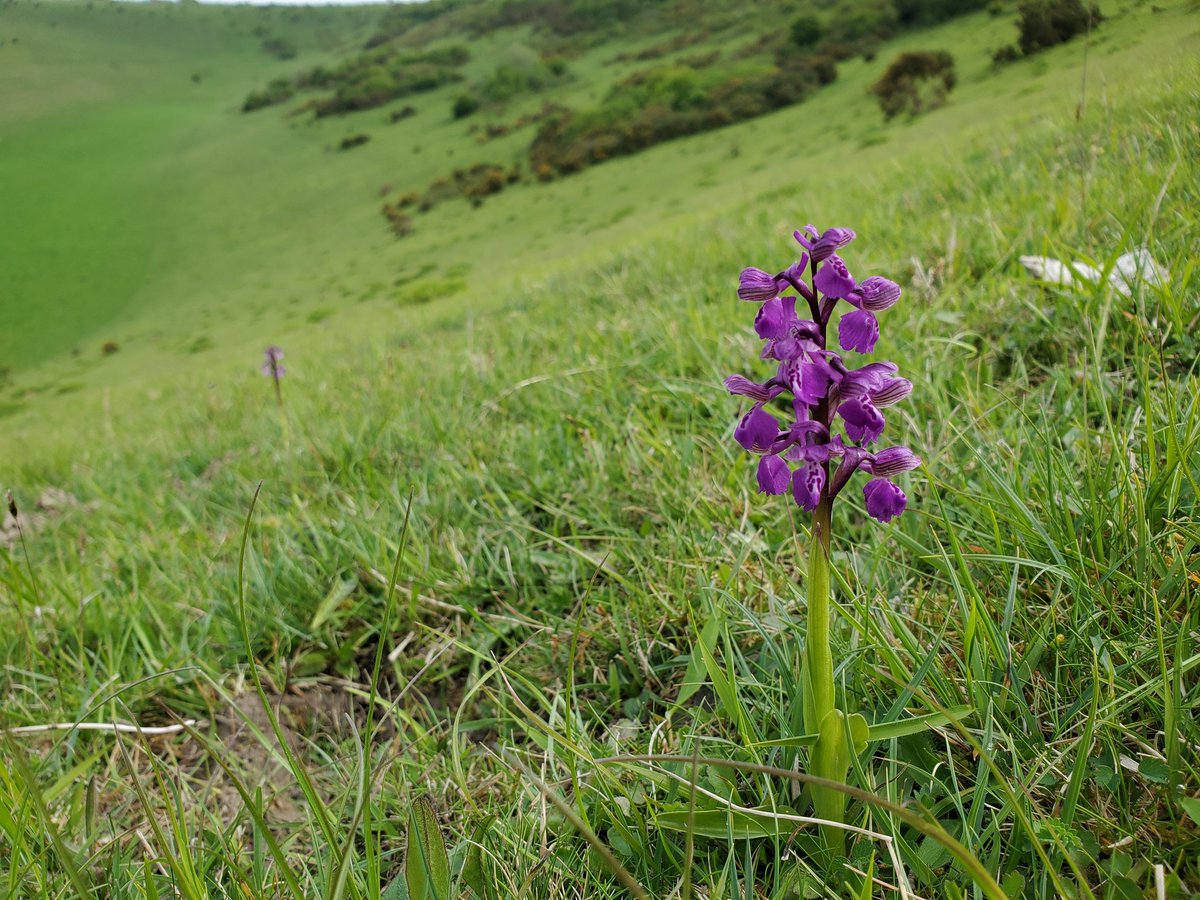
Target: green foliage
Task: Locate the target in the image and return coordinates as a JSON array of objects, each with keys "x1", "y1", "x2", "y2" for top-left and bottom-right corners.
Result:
[
  {"x1": 1016, "y1": 0, "x2": 1101, "y2": 55},
  {"x1": 404, "y1": 799, "x2": 451, "y2": 900},
  {"x1": 247, "y1": 45, "x2": 471, "y2": 118},
  {"x1": 789, "y1": 14, "x2": 823, "y2": 47},
  {"x1": 992, "y1": 43, "x2": 1022, "y2": 64},
  {"x1": 870, "y1": 49, "x2": 956, "y2": 120},
  {"x1": 529, "y1": 57, "x2": 838, "y2": 178},
  {"x1": 366, "y1": 0, "x2": 465, "y2": 48},
  {"x1": 894, "y1": 0, "x2": 990, "y2": 26},
  {"x1": 453, "y1": 47, "x2": 570, "y2": 119},
  {"x1": 465, "y1": 0, "x2": 656, "y2": 38},
  {"x1": 315, "y1": 61, "x2": 464, "y2": 117},
  {"x1": 338, "y1": 133, "x2": 371, "y2": 151},
  {"x1": 452, "y1": 92, "x2": 480, "y2": 119},
  {"x1": 826, "y1": 2, "x2": 899, "y2": 45},
  {"x1": 242, "y1": 76, "x2": 293, "y2": 113},
  {"x1": 319, "y1": 64, "x2": 396, "y2": 114},
  {"x1": 478, "y1": 55, "x2": 567, "y2": 104}
]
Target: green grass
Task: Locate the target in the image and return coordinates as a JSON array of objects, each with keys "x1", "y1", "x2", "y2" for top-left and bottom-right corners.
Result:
[
  {"x1": 0, "y1": 0, "x2": 381, "y2": 371},
  {"x1": 2, "y1": 0, "x2": 1199, "y2": 896}
]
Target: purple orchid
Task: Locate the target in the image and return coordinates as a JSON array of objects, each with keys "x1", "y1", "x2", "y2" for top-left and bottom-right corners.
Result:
[
  {"x1": 724, "y1": 227, "x2": 919, "y2": 523},
  {"x1": 261, "y1": 345, "x2": 285, "y2": 407},
  {"x1": 261, "y1": 345, "x2": 285, "y2": 379}
]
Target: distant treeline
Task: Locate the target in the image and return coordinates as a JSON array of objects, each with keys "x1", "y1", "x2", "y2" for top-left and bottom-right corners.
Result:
[
  {"x1": 244, "y1": 0, "x2": 996, "y2": 120},
  {"x1": 244, "y1": 45, "x2": 470, "y2": 115},
  {"x1": 243, "y1": 37, "x2": 571, "y2": 120},
  {"x1": 529, "y1": 55, "x2": 836, "y2": 178},
  {"x1": 362, "y1": 0, "x2": 995, "y2": 51},
  {"x1": 367, "y1": 0, "x2": 666, "y2": 46}
]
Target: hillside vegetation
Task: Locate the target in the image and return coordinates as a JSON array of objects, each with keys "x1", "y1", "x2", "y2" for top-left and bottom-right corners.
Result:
[
  {"x1": 1, "y1": 0, "x2": 1198, "y2": 896},
  {"x1": 0, "y1": 0, "x2": 1112, "y2": 392}
]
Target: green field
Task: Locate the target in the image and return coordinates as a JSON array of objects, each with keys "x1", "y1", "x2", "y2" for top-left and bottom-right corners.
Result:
[{"x1": 2, "y1": 0, "x2": 1199, "y2": 895}]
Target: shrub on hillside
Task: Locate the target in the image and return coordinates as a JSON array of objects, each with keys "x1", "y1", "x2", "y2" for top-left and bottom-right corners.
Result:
[
  {"x1": 382, "y1": 162, "x2": 519, "y2": 231},
  {"x1": 893, "y1": 0, "x2": 990, "y2": 25},
  {"x1": 529, "y1": 55, "x2": 839, "y2": 179},
  {"x1": 991, "y1": 43, "x2": 1021, "y2": 65},
  {"x1": 473, "y1": 101, "x2": 570, "y2": 144},
  {"x1": 789, "y1": 15, "x2": 823, "y2": 48},
  {"x1": 338, "y1": 133, "x2": 371, "y2": 151},
  {"x1": 320, "y1": 64, "x2": 395, "y2": 114},
  {"x1": 294, "y1": 65, "x2": 335, "y2": 90},
  {"x1": 246, "y1": 45, "x2": 470, "y2": 119},
  {"x1": 1016, "y1": 0, "x2": 1101, "y2": 54},
  {"x1": 380, "y1": 203, "x2": 413, "y2": 237},
  {"x1": 242, "y1": 77, "x2": 293, "y2": 112},
  {"x1": 462, "y1": 165, "x2": 510, "y2": 206},
  {"x1": 478, "y1": 59, "x2": 561, "y2": 104},
  {"x1": 453, "y1": 93, "x2": 480, "y2": 119},
  {"x1": 870, "y1": 50, "x2": 956, "y2": 120},
  {"x1": 315, "y1": 63, "x2": 463, "y2": 117}
]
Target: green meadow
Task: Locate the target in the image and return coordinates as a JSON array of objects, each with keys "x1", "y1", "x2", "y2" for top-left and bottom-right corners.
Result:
[{"x1": 1, "y1": 0, "x2": 1198, "y2": 895}]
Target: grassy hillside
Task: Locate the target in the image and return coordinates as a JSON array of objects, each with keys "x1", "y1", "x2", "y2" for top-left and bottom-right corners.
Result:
[
  {"x1": 1, "y1": 0, "x2": 1188, "y2": 437},
  {"x1": 1, "y1": 0, "x2": 1199, "y2": 896}
]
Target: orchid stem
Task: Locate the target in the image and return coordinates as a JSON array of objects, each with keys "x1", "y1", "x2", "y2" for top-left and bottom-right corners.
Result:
[
  {"x1": 807, "y1": 501, "x2": 834, "y2": 731},
  {"x1": 806, "y1": 498, "x2": 847, "y2": 857}
]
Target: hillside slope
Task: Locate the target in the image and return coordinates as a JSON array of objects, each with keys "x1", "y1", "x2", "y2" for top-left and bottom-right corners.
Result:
[{"x1": 2, "y1": 0, "x2": 1193, "y2": 445}]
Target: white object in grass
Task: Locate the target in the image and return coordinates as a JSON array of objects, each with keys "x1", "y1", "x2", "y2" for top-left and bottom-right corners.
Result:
[{"x1": 1019, "y1": 249, "x2": 1169, "y2": 297}]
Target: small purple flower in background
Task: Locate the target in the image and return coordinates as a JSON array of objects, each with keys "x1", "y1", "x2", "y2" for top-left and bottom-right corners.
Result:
[
  {"x1": 261, "y1": 345, "x2": 285, "y2": 406},
  {"x1": 724, "y1": 226, "x2": 920, "y2": 523},
  {"x1": 261, "y1": 345, "x2": 285, "y2": 378}
]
